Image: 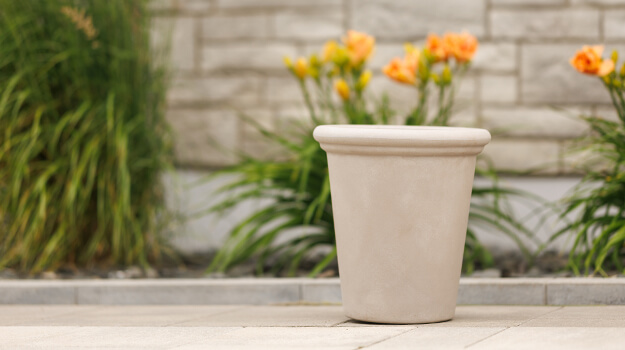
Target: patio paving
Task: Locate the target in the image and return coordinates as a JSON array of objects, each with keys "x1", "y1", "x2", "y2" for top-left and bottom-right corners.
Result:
[{"x1": 1, "y1": 305, "x2": 624, "y2": 349}]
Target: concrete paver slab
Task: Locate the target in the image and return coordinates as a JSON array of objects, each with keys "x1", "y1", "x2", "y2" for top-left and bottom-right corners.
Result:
[
  {"x1": 173, "y1": 305, "x2": 349, "y2": 327},
  {"x1": 521, "y1": 305, "x2": 625, "y2": 327},
  {"x1": 0, "y1": 326, "x2": 81, "y2": 348},
  {"x1": 173, "y1": 326, "x2": 411, "y2": 350},
  {"x1": 422, "y1": 306, "x2": 560, "y2": 327},
  {"x1": 0, "y1": 305, "x2": 95, "y2": 326},
  {"x1": 367, "y1": 327, "x2": 505, "y2": 349},
  {"x1": 17, "y1": 305, "x2": 243, "y2": 327},
  {"x1": 1, "y1": 305, "x2": 624, "y2": 349},
  {"x1": 11, "y1": 326, "x2": 242, "y2": 349},
  {"x1": 469, "y1": 327, "x2": 625, "y2": 350}
]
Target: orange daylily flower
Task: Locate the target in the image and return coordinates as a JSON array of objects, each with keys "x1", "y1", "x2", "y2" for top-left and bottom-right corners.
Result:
[
  {"x1": 343, "y1": 30, "x2": 375, "y2": 66},
  {"x1": 443, "y1": 32, "x2": 478, "y2": 63},
  {"x1": 570, "y1": 45, "x2": 615, "y2": 77},
  {"x1": 383, "y1": 57, "x2": 416, "y2": 85},
  {"x1": 425, "y1": 34, "x2": 449, "y2": 62}
]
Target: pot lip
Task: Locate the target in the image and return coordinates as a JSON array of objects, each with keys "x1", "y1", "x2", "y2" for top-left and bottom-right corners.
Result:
[{"x1": 313, "y1": 125, "x2": 491, "y2": 147}]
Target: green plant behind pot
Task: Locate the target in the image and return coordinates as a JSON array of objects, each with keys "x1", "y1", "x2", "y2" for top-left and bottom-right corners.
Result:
[
  {"x1": 207, "y1": 31, "x2": 539, "y2": 276},
  {"x1": 0, "y1": 0, "x2": 172, "y2": 273},
  {"x1": 549, "y1": 46, "x2": 625, "y2": 276}
]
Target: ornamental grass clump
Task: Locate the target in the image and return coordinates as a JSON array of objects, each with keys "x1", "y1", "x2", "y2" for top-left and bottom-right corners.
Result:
[
  {"x1": 208, "y1": 31, "x2": 537, "y2": 276},
  {"x1": 0, "y1": 0, "x2": 172, "y2": 273},
  {"x1": 550, "y1": 45, "x2": 625, "y2": 275}
]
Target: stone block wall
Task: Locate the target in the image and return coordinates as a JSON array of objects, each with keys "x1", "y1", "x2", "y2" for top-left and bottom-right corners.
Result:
[{"x1": 152, "y1": 0, "x2": 625, "y2": 174}]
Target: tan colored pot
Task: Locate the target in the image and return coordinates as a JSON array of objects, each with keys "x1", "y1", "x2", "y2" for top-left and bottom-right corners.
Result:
[{"x1": 313, "y1": 125, "x2": 491, "y2": 324}]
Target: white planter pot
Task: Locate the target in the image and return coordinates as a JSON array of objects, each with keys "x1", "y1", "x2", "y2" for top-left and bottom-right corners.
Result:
[{"x1": 313, "y1": 125, "x2": 491, "y2": 324}]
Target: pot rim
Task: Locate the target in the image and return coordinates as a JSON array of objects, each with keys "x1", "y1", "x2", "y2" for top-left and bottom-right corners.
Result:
[{"x1": 313, "y1": 125, "x2": 491, "y2": 149}]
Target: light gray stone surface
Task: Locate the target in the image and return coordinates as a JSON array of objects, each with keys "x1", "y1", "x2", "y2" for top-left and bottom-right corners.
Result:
[
  {"x1": 155, "y1": 0, "x2": 625, "y2": 173},
  {"x1": 472, "y1": 43, "x2": 517, "y2": 73},
  {"x1": 480, "y1": 139, "x2": 561, "y2": 174},
  {"x1": 0, "y1": 283, "x2": 75, "y2": 305},
  {"x1": 166, "y1": 109, "x2": 240, "y2": 166},
  {"x1": 471, "y1": 327, "x2": 625, "y2": 350},
  {"x1": 3, "y1": 305, "x2": 625, "y2": 349},
  {"x1": 351, "y1": 0, "x2": 486, "y2": 39},
  {"x1": 482, "y1": 107, "x2": 589, "y2": 139},
  {"x1": 301, "y1": 279, "x2": 343, "y2": 304},
  {"x1": 458, "y1": 279, "x2": 546, "y2": 305},
  {"x1": 479, "y1": 75, "x2": 517, "y2": 104},
  {"x1": 547, "y1": 279, "x2": 625, "y2": 305},
  {"x1": 75, "y1": 280, "x2": 301, "y2": 305},
  {"x1": 202, "y1": 15, "x2": 269, "y2": 39},
  {"x1": 201, "y1": 43, "x2": 298, "y2": 71},
  {"x1": 490, "y1": 9, "x2": 599, "y2": 39},
  {"x1": 2, "y1": 278, "x2": 625, "y2": 306},
  {"x1": 173, "y1": 305, "x2": 349, "y2": 327},
  {"x1": 274, "y1": 10, "x2": 343, "y2": 40}
]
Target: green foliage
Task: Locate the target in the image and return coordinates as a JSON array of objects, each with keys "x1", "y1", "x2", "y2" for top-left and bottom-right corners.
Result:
[
  {"x1": 207, "y1": 35, "x2": 537, "y2": 277},
  {"x1": 0, "y1": 0, "x2": 172, "y2": 272},
  {"x1": 551, "y1": 115, "x2": 625, "y2": 276}
]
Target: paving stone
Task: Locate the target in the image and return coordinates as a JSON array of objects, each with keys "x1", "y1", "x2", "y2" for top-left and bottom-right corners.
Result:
[
  {"x1": 521, "y1": 306, "x2": 625, "y2": 327},
  {"x1": 152, "y1": 17, "x2": 195, "y2": 72},
  {"x1": 482, "y1": 107, "x2": 589, "y2": 139},
  {"x1": 21, "y1": 305, "x2": 243, "y2": 327},
  {"x1": 422, "y1": 306, "x2": 561, "y2": 328},
  {"x1": 202, "y1": 43, "x2": 298, "y2": 71},
  {"x1": 604, "y1": 10, "x2": 625, "y2": 39},
  {"x1": 21, "y1": 326, "x2": 242, "y2": 349},
  {"x1": 571, "y1": 0, "x2": 625, "y2": 5},
  {"x1": 0, "y1": 282, "x2": 75, "y2": 304},
  {"x1": 274, "y1": 10, "x2": 343, "y2": 40},
  {"x1": 480, "y1": 75, "x2": 517, "y2": 104},
  {"x1": 173, "y1": 305, "x2": 349, "y2": 327},
  {"x1": 480, "y1": 139, "x2": 561, "y2": 174},
  {"x1": 168, "y1": 75, "x2": 261, "y2": 106},
  {"x1": 470, "y1": 327, "x2": 625, "y2": 350},
  {"x1": 491, "y1": 9, "x2": 599, "y2": 39},
  {"x1": 491, "y1": 0, "x2": 566, "y2": 4},
  {"x1": 351, "y1": 0, "x2": 486, "y2": 39},
  {"x1": 166, "y1": 109, "x2": 240, "y2": 167},
  {"x1": 458, "y1": 279, "x2": 547, "y2": 305},
  {"x1": 265, "y1": 76, "x2": 305, "y2": 105},
  {"x1": 521, "y1": 44, "x2": 611, "y2": 104},
  {"x1": 174, "y1": 326, "x2": 410, "y2": 350},
  {"x1": 202, "y1": 15, "x2": 269, "y2": 39},
  {"x1": 76, "y1": 279, "x2": 300, "y2": 305},
  {"x1": 472, "y1": 42, "x2": 517, "y2": 73},
  {"x1": 547, "y1": 279, "x2": 625, "y2": 305},
  {"x1": 367, "y1": 327, "x2": 505, "y2": 349},
  {"x1": 301, "y1": 279, "x2": 342, "y2": 304},
  {"x1": 0, "y1": 327, "x2": 81, "y2": 348},
  {"x1": 217, "y1": 0, "x2": 342, "y2": 7},
  {"x1": 0, "y1": 306, "x2": 94, "y2": 326}
]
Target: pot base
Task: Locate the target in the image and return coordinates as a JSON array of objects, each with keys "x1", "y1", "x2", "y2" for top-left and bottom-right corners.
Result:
[{"x1": 345, "y1": 310, "x2": 455, "y2": 325}]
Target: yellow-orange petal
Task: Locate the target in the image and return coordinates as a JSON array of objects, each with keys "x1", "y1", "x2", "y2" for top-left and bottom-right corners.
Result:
[{"x1": 598, "y1": 59, "x2": 615, "y2": 77}]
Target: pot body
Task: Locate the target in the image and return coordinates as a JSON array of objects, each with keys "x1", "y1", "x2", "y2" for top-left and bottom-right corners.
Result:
[{"x1": 314, "y1": 125, "x2": 491, "y2": 324}]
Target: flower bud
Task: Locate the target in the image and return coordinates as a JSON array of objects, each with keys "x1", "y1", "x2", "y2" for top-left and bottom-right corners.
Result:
[
  {"x1": 612, "y1": 50, "x2": 619, "y2": 65},
  {"x1": 442, "y1": 64, "x2": 452, "y2": 84},
  {"x1": 294, "y1": 57, "x2": 308, "y2": 79},
  {"x1": 620, "y1": 63, "x2": 625, "y2": 78},
  {"x1": 283, "y1": 56, "x2": 293, "y2": 69},
  {"x1": 334, "y1": 79, "x2": 350, "y2": 100},
  {"x1": 431, "y1": 73, "x2": 441, "y2": 85},
  {"x1": 356, "y1": 70, "x2": 372, "y2": 91}
]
